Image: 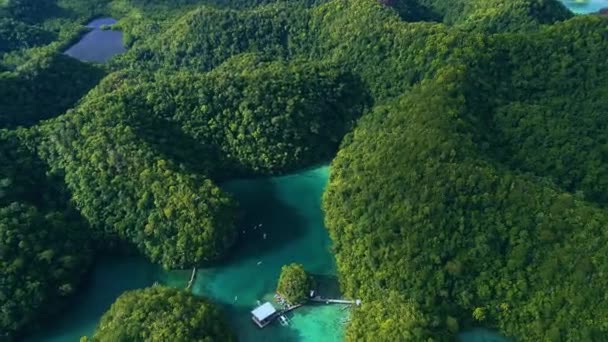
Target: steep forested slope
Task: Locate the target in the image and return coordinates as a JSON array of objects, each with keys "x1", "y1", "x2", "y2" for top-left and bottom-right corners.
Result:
[
  {"x1": 118, "y1": 2, "x2": 312, "y2": 71},
  {"x1": 324, "y1": 9, "x2": 608, "y2": 341},
  {"x1": 36, "y1": 96, "x2": 239, "y2": 269},
  {"x1": 135, "y1": 56, "x2": 370, "y2": 175},
  {"x1": 480, "y1": 16, "x2": 608, "y2": 204},
  {"x1": 2, "y1": 0, "x2": 608, "y2": 340},
  {"x1": 0, "y1": 129, "x2": 92, "y2": 340},
  {"x1": 31, "y1": 54, "x2": 367, "y2": 269},
  {"x1": 0, "y1": 49, "x2": 105, "y2": 128},
  {"x1": 93, "y1": 286, "x2": 234, "y2": 341},
  {"x1": 325, "y1": 68, "x2": 608, "y2": 340},
  {"x1": 416, "y1": 0, "x2": 572, "y2": 31}
]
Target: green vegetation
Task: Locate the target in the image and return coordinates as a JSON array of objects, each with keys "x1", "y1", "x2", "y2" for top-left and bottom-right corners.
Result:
[
  {"x1": 0, "y1": 48, "x2": 105, "y2": 128},
  {"x1": 414, "y1": 0, "x2": 572, "y2": 31},
  {"x1": 325, "y1": 67, "x2": 608, "y2": 340},
  {"x1": 93, "y1": 286, "x2": 235, "y2": 342},
  {"x1": 484, "y1": 16, "x2": 608, "y2": 204},
  {"x1": 35, "y1": 95, "x2": 239, "y2": 268},
  {"x1": 5, "y1": 0, "x2": 62, "y2": 23},
  {"x1": 134, "y1": 56, "x2": 369, "y2": 175},
  {"x1": 0, "y1": 129, "x2": 93, "y2": 340},
  {"x1": 3, "y1": 0, "x2": 608, "y2": 339},
  {"x1": 29, "y1": 54, "x2": 365, "y2": 269},
  {"x1": 324, "y1": 12, "x2": 608, "y2": 341},
  {"x1": 345, "y1": 291, "x2": 438, "y2": 341},
  {"x1": 276, "y1": 263, "x2": 313, "y2": 305},
  {"x1": 0, "y1": 18, "x2": 55, "y2": 53},
  {"x1": 118, "y1": 3, "x2": 311, "y2": 71}
]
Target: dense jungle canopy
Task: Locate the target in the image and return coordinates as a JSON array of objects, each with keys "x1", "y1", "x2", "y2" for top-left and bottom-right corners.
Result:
[
  {"x1": 92, "y1": 286, "x2": 234, "y2": 342},
  {"x1": 1, "y1": 0, "x2": 607, "y2": 340}
]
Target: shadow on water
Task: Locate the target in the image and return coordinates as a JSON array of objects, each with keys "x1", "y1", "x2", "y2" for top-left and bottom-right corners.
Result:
[
  {"x1": 459, "y1": 328, "x2": 511, "y2": 342},
  {"x1": 311, "y1": 274, "x2": 342, "y2": 299},
  {"x1": 25, "y1": 165, "x2": 336, "y2": 341},
  {"x1": 221, "y1": 176, "x2": 309, "y2": 262},
  {"x1": 26, "y1": 256, "x2": 162, "y2": 342}
]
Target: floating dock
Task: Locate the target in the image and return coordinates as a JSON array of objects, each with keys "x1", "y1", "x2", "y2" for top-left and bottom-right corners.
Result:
[{"x1": 252, "y1": 295, "x2": 360, "y2": 329}]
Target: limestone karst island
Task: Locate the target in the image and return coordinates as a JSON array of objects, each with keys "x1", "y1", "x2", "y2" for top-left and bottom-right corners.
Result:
[{"x1": 1, "y1": 0, "x2": 607, "y2": 341}]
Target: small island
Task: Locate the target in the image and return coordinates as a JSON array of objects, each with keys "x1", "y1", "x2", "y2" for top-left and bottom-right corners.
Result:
[
  {"x1": 251, "y1": 263, "x2": 361, "y2": 329},
  {"x1": 276, "y1": 263, "x2": 315, "y2": 306},
  {"x1": 90, "y1": 286, "x2": 234, "y2": 342}
]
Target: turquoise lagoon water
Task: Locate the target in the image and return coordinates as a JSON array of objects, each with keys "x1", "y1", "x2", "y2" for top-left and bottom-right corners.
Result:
[
  {"x1": 26, "y1": 257, "x2": 169, "y2": 341},
  {"x1": 191, "y1": 166, "x2": 345, "y2": 342},
  {"x1": 29, "y1": 166, "x2": 347, "y2": 342},
  {"x1": 25, "y1": 166, "x2": 512, "y2": 342},
  {"x1": 561, "y1": 0, "x2": 608, "y2": 13}
]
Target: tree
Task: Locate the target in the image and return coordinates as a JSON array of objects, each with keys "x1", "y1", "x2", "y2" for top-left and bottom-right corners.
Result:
[
  {"x1": 93, "y1": 286, "x2": 235, "y2": 342},
  {"x1": 276, "y1": 263, "x2": 313, "y2": 305}
]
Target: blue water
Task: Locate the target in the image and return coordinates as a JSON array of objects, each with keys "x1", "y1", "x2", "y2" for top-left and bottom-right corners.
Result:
[
  {"x1": 64, "y1": 18, "x2": 126, "y2": 63},
  {"x1": 561, "y1": 0, "x2": 608, "y2": 13},
  {"x1": 191, "y1": 166, "x2": 345, "y2": 342},
  {"x1": 460, "y1": 328, "x2": 510, "y2": 342},
  {"x1": 27, "y1": 166, "x2": 345, "y2": 342},
  {"x1": 25, "y1": 256, "x2": 170, "y2": 341}
]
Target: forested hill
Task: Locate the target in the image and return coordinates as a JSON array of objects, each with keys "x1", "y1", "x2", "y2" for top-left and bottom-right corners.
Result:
[
  {"x1": 324, "y1": 5, "x2": 608, "y2": 341},
  {"x1": 0, "y1": 129, "x2": 93, "y2": 338},
  {"x1": 2, "y1": 0, "x2": 608, "y2": 340}
]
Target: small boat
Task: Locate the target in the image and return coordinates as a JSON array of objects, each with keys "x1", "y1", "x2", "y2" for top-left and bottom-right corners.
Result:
[{"x1": 279, "y1": 315, "x2": 289, "y2": 326}]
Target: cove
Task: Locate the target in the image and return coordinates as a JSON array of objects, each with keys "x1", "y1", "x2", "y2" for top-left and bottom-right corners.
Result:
[
  {"x1": 560, "y1": 0, "x2": 607, "y2": 13},
  {"x1": 28, "y1": 166, "x2": 347, "y2": 342},
  {"x1": 64, "y1": 18, "x2": 126, "y2": 63}
]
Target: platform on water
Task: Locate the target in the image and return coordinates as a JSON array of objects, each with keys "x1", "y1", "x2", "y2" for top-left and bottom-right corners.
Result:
[
  {"x1": 310, "y1": 296, "x2": 362, "y2": 306},
  {"x1": 251, "y1": 301, "x2": 303, "y2": 328}
]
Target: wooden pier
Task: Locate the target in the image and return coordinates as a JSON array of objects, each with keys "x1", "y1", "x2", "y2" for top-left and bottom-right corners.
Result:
[
  {"x1": 185, "y1": 267, "x2": 197, "y2": 290},
  {"x1": 310, "y1": 296, "x2": 362, "y2": 306}
]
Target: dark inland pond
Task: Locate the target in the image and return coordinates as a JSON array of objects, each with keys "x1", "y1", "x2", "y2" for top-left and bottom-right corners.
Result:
[{"x1": 64, "y1": 18, "x2": 126, "y2": 63}]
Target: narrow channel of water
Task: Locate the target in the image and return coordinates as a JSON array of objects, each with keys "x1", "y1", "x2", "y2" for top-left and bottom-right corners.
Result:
[
  {"x1": 29, "y1": 166, "x2": 346, "y2": 342},
  {"x1": 191, "y1": 166, "x2": 345, "y2": 342},
  {"x1": 64, "y1": 18, "x2": 126, "y2": 63}
]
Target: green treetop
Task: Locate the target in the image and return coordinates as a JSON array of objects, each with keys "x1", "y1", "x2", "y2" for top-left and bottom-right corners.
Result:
[
  {"x1": 93, "y1": 286, "x2": 235, "y2": 342},
  {"x1": 276, "y1": 263, "x2": 314, "y2": 305}
]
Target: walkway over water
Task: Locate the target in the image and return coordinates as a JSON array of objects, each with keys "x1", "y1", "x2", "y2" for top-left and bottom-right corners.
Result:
[{"x1": 310, "y1": 297, "x2": 361, "y2": 305}]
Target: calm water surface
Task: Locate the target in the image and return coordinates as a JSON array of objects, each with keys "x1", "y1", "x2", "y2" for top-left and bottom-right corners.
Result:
[
  {"x1": 29, "y1": 166, "x2": 346, "y2": 342},
  {"x1": 64, "y1": 18, "x2": 125, "y2": 63},
  {"x1": 561, "y1": 0, "x2": 608, "y2": 13}
]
